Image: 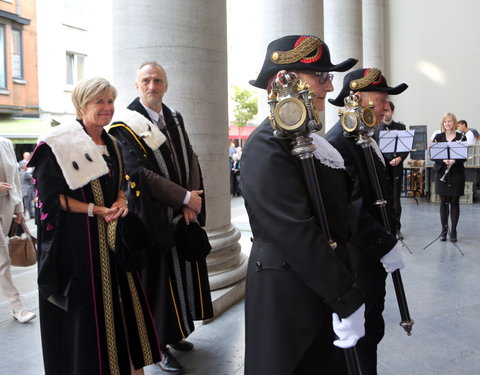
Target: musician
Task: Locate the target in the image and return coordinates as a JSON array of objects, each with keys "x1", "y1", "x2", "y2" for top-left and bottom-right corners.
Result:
[
  {"x1": 457, "y1": 119, "x2": 479, "y2": 145},
  {"x1": 326, "y1": 68, "x2": 407, "y2": 374},
  {"x1": 242, "y1": 35, "x2": 366, "y2": 375},
  {"x1": 433, "y1": 113, "x2": 466, "y2": 242},
  {"x1": 374, "y1": 101, "x2": 409, "y2": 239}
]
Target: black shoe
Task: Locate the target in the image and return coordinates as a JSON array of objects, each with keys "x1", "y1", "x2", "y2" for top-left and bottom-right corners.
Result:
[
  {"x1": 158, "y1": 347, "x2": 184, "y2": 374},
  {"x1": 440, "y1": 233, "x2": 447, "y2": 241},
  {"x1": 170, "y1": 339, "x2": 194, "y2": 351},
  {"x1": 450, "y1": 231, "x2": 457, "y2": 242},
  {"x1": 397, "y1": 232, "x2": 404, "y2": 241}
]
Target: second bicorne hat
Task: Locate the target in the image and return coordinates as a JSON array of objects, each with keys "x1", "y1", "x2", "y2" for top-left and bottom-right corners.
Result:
[{"x1": 329, "y1": 68, "x2": 408, "y2": 107}]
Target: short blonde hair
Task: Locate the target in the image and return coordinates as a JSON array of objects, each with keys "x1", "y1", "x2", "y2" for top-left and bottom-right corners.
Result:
[
  {"x1": 72, "y1": 77, "x2": 117, "y2": 119},
  {"x1": 440, "y1": 112, "x2": 457, "y2": 133}
]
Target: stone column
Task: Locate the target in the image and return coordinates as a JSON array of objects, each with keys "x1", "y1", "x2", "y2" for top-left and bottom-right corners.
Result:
[
  {"x1": 112, "y1": 0, "x2": 247, "y2": 317},
  {"x1": 363, "y1": 0, "x2": 385, "y2": 71},
  {"x1": 324, "y1": 0, "x2": 363, "y2": 131},
  {"x1": 254, "y1": 0, "x2": 325, "y2": 121}
]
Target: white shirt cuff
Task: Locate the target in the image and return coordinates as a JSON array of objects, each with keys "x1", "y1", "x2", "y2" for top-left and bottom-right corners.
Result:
[{"x1": 183, "y1": 191, "x2": 191, "y2": 205}]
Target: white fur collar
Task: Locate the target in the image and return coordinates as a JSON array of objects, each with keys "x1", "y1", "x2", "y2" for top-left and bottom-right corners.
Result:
[
  {"x1": 40, "y1": 120, "x2": 109, "y2": 190},
  {"x1": 310, "y1": 133, "x2": 345, "y2": 170},
  {"x1": 111, "y1": 108, "x2": 166, "y2": 151}
]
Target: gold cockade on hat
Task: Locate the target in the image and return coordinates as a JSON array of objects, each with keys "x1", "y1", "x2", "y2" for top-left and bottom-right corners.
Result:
[
  {"x1": 270, "y1": 37, "x2": 321, "y2": 65},
  {"x1": 349, "y1": 68, "x2": 382, "y2": 90}
]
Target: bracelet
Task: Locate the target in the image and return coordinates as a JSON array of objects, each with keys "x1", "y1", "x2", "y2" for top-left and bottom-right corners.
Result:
[{"x1": 87, "y1": 203, "x2": 95, "y2": 217}]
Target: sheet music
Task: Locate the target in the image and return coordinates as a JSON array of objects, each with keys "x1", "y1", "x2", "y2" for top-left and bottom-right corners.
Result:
[
  {"x1": 429, "y1": 141, "x2": 468, "y2": 160},
  {"x1": 379, "y1": 130, "x2": 415, "y2": 153}
]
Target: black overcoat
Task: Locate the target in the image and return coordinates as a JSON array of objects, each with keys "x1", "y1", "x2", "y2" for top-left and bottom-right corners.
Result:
[
  {"x1": 326, "y1": 121, "x2": 398, "y2": 372},
  {"x1": 241, "y1": 119, "x2": 365, "y2": 375}
]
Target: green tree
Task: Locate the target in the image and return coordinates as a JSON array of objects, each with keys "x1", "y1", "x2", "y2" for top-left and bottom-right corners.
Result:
[{"x1": 231, "y1": 86, "x2": 258, "y2": 128}]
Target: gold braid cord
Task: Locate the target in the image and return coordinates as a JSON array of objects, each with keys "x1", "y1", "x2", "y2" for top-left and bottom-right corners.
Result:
[
  {"x1": 127, "y1": 273, "x2": 153, "y2": 364},
  {"x1": 90, "y1": 178, "x2": 120, "y2": 375},
  {"x1": 107, "y1": 221, "x2": 117, "y2": 251},
  {"x1": 349, "y1": 68, "x2": 382, "y2": 90},
  {"x1": 103, "y1": 141, "x2": 154, "y2": 367},
  {"x1": 270, "y1": 37, "x2": 321, "y2": 65},
  {"x1": 109, "y1": 135, "x2": 124, "y2": 191}
]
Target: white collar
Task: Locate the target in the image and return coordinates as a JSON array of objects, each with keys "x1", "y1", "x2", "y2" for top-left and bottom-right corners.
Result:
[
  {"x1": 111, "y1": 109, "x2": 166, "y2": 151},
  {"x1": 40, "y1": 120, "x2": 109, "y2": 190},
  {"x1": 369, "y1": 138, "x2": 386, "y2": 166},
  {"x1": 310, "y1": 133, "x2": 345, "y2": 170},
  {"x1": 140, "y1": 100, "x2": 163, "y2": 124}
]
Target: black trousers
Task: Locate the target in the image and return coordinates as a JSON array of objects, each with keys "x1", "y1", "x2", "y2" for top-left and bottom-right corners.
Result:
[
  {"x1": 293, "y1": 317, "x2": 349, "y2": 375},
  {"x1": 349, "y1": 250, "x2": 387, "y2": 375}
]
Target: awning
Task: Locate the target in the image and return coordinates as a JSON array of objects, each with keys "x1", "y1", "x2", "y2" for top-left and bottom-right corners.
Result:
[
  {"x1": 228, "y1": 125, "x2": 256, "y2": 140},
  {"x1": 0, "y1": 117, "x2": 52, "y2": 144}
]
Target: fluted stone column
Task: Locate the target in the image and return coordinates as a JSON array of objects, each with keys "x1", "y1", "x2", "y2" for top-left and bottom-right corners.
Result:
[
  {"x1": 324, "y1": 0, "x2": 363, "y2": 131},
  {"x1": 363, "y1": 0, "x2": 385, "y2": 71},
  {"x1": 112, "y1": 0, "x2": 247, "y2": 317}
]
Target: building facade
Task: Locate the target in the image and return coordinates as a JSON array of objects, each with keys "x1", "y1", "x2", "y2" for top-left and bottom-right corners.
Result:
[
  {"x1": 0, "y1": 0, "x2": 38, "y2": 118},
  {"x1": 36, "y1": 0, "x2": 112, "y2": 125}
]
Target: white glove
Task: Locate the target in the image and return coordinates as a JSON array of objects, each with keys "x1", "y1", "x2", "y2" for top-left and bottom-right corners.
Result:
[
  {"x1": 332, "y1": 304, "x2": 365, "y2": 349},
  {"x1": 380, "y1": 243, "x2": 405, "y2": 273}
]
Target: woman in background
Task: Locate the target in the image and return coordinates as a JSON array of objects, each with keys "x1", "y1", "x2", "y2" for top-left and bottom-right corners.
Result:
[
  {"x1": 0, "y1": 136, "x2": 36, "y2": 323},
  {"x1": 29, "y1": 77, "x2": 161, "y2": 375},
  {"x1": 433, "y1": 113, "x2": 466, "y2": 242}
]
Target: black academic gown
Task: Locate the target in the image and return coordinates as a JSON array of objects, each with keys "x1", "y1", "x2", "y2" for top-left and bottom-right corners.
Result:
[
  {"x1": 108, "y1": 98, "x2": 213, "y2": 346},
  {"x1": 241, "y1": 119, "x2": 365, "y2": 375},
  {"x1": 30, "y1": 126, "x2": 161, "y2": 375},
  {"x1": 326, "y1": 121, "x2": 398, "y2": 374}
]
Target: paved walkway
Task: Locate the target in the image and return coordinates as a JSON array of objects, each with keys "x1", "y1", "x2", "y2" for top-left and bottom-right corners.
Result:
[{"x1": 1, "y1": 196, "x2": 480, "y2": 374}]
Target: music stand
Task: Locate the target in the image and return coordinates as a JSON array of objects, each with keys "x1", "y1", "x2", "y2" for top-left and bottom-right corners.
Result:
[
  {"x1": 429, "y1": 141, "x2": 468, "y2": 160},
  {"x1": 424, "y1": 141, "x2": 468, "y2": 255},
  {"x1": 379, "y1": 130, "x2": 415, "y2": 155},
  {"x1": 379, "y1": 130, "x2": 415, "y2": 253}
]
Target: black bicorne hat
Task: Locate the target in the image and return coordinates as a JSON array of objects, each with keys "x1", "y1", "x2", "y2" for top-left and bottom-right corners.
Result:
[
  {"x1": 249, "y1": 35, "x2": 358, "y2": 89},
  {"x1": 329, "y1": 68, "x2": 408, "y2": 107}
]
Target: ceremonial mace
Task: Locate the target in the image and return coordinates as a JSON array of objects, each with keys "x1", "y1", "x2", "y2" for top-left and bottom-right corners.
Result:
[
  {"x1": 338, "y1": 92, "x2": 414, "y2": 336},
  {"x1": 269, "y1": 71, "x2": 362, "y2": 375}
]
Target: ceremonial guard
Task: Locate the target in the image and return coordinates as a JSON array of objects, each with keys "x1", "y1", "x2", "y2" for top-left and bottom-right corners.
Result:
[
  {"x1": 326, "y1": 68, "x2": 409, "y2": 374},
  {"x1": 242, "y1": 35, "x2": 366, "y2": 375}
]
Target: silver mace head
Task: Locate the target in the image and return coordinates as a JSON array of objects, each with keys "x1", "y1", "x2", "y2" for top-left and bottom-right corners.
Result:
[{"x1": 268, "y1": 70, "x2": 322, "y2": 139}]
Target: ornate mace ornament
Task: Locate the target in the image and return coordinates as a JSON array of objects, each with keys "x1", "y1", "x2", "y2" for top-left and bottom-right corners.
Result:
[
  {"x1": 338, "y1": 91, "x2": 377, "y2": 138},
  {"x1": 268, "y1": 70, "x2": 321, "y2": 146}
]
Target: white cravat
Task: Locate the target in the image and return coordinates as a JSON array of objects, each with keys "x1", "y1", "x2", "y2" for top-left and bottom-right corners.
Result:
[{"x1": 370, "y1": 138, "x2": 386, "y2": 166}]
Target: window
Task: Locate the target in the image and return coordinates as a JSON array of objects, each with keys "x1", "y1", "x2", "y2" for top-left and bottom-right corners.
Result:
[
  {"x1": 0, "y1": 24, "x2": 6, "y2": 89},
  {"x1": 66, "y1": 52, "x2": 85, "y2": 85},
  {"x1": 11, "y1": 28, "x2": 23, "y2": 79},
  {"x1": 64, "y1": 0, "x2": 86, "y2": 28}
]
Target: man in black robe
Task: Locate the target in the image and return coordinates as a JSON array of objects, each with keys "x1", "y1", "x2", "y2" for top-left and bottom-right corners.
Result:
[
  {"x1": 241, "y1": 35, "x2": 366, "y2": 375},
  {"x1": 109, "y1": 61, "x2": 213, "y2": 374},
  {"x1": 326, "y1": 68, "x2": 408, "y2": 374}
]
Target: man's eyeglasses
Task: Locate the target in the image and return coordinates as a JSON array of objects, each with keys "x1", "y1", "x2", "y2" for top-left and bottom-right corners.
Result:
[{"x1": 304, "y1": 71, "x2": 334, "y2": 84}]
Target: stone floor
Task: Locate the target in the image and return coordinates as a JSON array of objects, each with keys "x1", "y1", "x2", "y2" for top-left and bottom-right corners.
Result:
[{"x1": 1, "y1": 196, "x2": 480, "y2": 374}]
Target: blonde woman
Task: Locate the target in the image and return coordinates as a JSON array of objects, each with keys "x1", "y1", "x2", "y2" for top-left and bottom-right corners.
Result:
[
  {"x1": 29, "y1": 77, "x2": 161, "y2": 375},
  {"x1": 432, "y1": 113, "x2": 466, "y2": 242}
]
